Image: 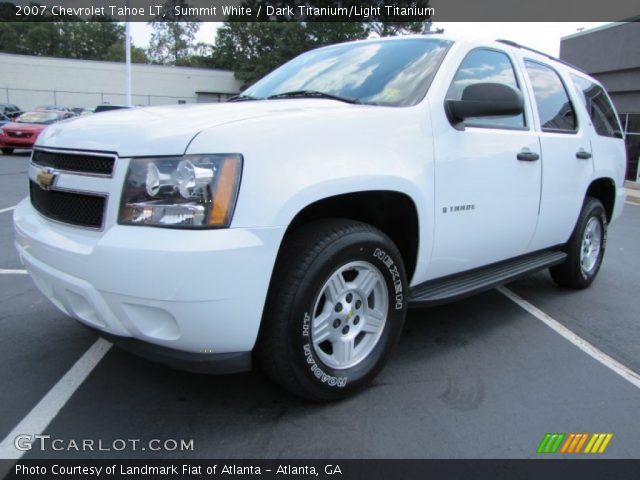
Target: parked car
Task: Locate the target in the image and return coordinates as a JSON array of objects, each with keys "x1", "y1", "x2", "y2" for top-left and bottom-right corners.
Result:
[
  {"x1": 71, "y1": 107, "x2": 93, "y2": 117},
  {"x1": 0, "y1": 103, "x2": 22, "y2": 119},
  {"x1": 94, "y1": 104, "x2": 130, "y2": 113},
  {"x1": 34, "y1": 105, "x2": 74, "y2": 119},
  {"x1": 0, "y1": 112, "x2": 11, "y2": 127},
  {"x1": 35, "y1": 105, "x2": 70, "y2": 112},
  {"x1": 0, "y1": 111, "x2": 65, "y2": 154},
  {"x1": 14, "y1": 35, "x2": 626, "y2": 401}
]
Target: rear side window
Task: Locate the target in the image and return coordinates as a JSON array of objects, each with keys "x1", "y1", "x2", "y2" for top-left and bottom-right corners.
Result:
[
  {"x1": 446, "y1": 48, "x2": 525, "y2": 129},
  {"x1": 524, "y1": 60, "x2": 577, "y2": 133},
  {"x1": 570, "y1": 74, "x2": 623, "y2": 138}
]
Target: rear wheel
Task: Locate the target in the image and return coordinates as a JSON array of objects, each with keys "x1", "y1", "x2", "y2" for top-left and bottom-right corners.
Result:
[
  {"x1": 550, "y1": 197, "x2": 607, "y2": 289},
  {"x1": 256, "y1": 219, "x2": 408, "y2": 401},
  {"x1": 1, "y1": 148, "x2": 14, "y2": 155}
]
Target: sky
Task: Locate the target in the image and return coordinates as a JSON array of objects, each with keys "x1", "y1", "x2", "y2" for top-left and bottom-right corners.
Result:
[{"x1": 129, "y1": 22, "x2": 611, "y2": 57}]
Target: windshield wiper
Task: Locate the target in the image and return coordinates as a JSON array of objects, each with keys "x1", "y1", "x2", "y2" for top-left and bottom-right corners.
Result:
[
  {"x1": 267, "y1": 90, "x2": 360, "y2": 104},
  {"x1": 227, "y1": 94, "x2": 260, "y2": 103}
]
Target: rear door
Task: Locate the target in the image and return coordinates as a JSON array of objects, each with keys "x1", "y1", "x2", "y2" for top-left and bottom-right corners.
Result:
[
  {"x1": 569, "y1": 74, "x2": 626, "y2": 189},
  {"x1": 523, "y1": 60, "x2": 594, "y2": 251},
  {"x1": 429, "y1": 47, "x2": 542, "y2": 279}
]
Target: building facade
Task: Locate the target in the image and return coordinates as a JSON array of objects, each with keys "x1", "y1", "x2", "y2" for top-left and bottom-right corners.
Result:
[
  {"x1": 560, "y1": 22, "x2": 640, "y2": 181},
  {"x1": 0, "y1": 53, "x2": 242, "y2": 111}
]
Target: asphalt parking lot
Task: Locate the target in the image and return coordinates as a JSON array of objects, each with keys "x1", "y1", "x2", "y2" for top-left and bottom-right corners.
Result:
[{"x1": 1, "y1": 151, "x2": 639, "y2": 460}]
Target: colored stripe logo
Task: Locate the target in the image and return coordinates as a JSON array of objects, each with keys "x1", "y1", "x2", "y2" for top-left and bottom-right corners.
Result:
[{"x1": 537, "y1": 433, "x2": 613, "y2": 454}]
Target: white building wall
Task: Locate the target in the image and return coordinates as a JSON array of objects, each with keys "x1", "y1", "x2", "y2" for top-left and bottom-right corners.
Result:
[{"x1": 0, "y1": 53, "x2": 242, "y2": 110}]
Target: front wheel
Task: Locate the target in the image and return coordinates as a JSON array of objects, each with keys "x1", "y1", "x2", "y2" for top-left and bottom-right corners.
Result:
[
  {"x1": 1, "y1": 148, "x2": 14, "y2": 155},
  {"x1": 550, "y1": 197, "x2": 607, "y2": 289},
  {"x1": 256, "y1": 219, "x2": 408, "y2": 401}
]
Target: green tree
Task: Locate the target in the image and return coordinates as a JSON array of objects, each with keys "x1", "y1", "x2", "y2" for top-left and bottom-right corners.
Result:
[
  {"x1": 210, "y1": 0, "x2": 432, "y2": 85},
  {"x1": 104, "y1": 41, "x2": 148, "y2": 64},
  {"x1": 0, "y1": 15, "x2": 136, "y2": 63},
  {"x1": 367, "y1": 22, "x2": 424, "y2": 37},
  {"x1": 57, "y1": 20, "x2": 126, "y2": 59},
  {"x1": 211, "y1": 22, "x2": 372, "y2": 86},
  {"x1": 213, "y1": 22, "x2": 309, "y2": 84},
  {"x1": 147, "y1": 0, "x2": 201, "y2": 64}
]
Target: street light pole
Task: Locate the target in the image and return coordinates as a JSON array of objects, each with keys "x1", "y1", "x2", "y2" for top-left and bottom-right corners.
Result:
[{"x1": 125, "y1": 21, "x2": 132, "y2": 106}]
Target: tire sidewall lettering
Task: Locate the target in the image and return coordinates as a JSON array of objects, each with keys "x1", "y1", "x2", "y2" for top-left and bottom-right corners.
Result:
[
  {"x1": 295, "y1": 241, "x2": 406, "y2": 391},
  {"x1": 301, "y1": 312, "x2": 347, "y2": 388},
  {"x1": 373, "y1": 247, "x2": 404, "y2": 310}
]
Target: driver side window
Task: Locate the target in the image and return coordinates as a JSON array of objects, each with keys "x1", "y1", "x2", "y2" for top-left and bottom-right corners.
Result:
[{"x1": 446, "y1": 49, "x2": 526, "y2": 129}]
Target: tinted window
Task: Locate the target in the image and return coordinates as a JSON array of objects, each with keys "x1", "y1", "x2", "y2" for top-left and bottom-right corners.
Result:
[
  {"x1": 244, "y1": 39, "x2": 452, "y2": 107},
  {"x1": 524, "y1": 61, "x2": 577, "y2": 133},
  {"x1": 571, "y1": 74, "x2": 622, "y2": 138},
  {"x1": 445, "y1": 49, "x2": 525, "y2": 129}
]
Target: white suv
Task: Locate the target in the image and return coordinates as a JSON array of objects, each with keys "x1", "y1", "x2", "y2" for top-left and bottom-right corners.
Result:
[{"x1": 14, "y1": 35, "x2": 626, "y2": 401}]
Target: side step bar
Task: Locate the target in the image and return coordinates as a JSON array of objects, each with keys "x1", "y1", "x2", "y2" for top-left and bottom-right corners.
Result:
[{"x1": 408, "y1": 250, "x2": 567, "y2": 307}]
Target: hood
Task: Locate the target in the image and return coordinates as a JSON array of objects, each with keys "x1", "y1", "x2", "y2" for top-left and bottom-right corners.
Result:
[
  {"x1": 2, "y1": 122, "x2": 48, "y2": 133},
  {"x1": 36, "y1": 100, "x2": 357, "y2": 157}
]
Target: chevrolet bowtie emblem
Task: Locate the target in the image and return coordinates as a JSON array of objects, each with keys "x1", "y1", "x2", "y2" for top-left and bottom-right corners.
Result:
[{"x1": 36, "y1": 169, "x2": 56, "y2": 190}]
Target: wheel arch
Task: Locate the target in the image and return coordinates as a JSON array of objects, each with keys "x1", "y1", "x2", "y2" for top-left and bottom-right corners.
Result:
[
  {"x1": 586, "y1": 177, "x2": 616, "y2": 221},
  {"x1": 280, "y1": 190, "x2": 421, "y2": 283}
]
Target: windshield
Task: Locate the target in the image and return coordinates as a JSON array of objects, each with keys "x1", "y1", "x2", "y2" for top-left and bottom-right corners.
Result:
[
  {"x1": 16, "y1": 111, "x2": 61, "y2": 125},
  {"x1": 244, "y1": 38, "x2": 452, "y2": 107}
]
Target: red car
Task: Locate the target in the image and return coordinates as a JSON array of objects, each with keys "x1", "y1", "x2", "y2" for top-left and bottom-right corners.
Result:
[{"x1": 0, "y1": 111, "x2": 64, "y2": 154}]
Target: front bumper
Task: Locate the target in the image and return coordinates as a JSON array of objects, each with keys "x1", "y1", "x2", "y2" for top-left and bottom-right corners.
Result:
[
  {"x1": 0, "y1": 136, "x2": 36, "y2": 149},
  {"x1": 81, "y1": 324, "x2": 252, "y2": 374},
  {"x1": 14, "y1": 199, "x2": 286, "y2": 359}
]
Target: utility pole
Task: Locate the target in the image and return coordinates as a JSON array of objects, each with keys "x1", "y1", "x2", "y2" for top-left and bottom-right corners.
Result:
[{"x1": 125, "y1": 3, "x2": 132, "y2": 106}]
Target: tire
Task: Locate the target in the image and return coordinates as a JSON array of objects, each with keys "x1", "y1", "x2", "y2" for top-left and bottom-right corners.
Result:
[
  {"x1": 550, "y1": 197, "x2": 607, "y2": 289},
  {"x1": 256, "y1": 219, "x2": 408, "y2": 401},
  {"x1": 1, "y1": 148, "x2": 14, "y2": 155}
]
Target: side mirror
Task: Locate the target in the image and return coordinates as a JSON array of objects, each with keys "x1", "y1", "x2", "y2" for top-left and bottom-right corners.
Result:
[{"x1": 446, "y1": 82, "x2": 524, "y2": 124}]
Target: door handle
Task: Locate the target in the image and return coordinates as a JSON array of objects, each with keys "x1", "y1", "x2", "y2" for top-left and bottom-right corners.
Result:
[
  {"x1": 576, "y1": 150, "x2": 592, "y2": 160},
  {"x1": 517, "y1": 151, "x2": 540, "y2": 162}
]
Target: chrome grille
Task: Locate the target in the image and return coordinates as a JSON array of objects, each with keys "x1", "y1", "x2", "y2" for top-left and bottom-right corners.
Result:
[
  {"x1": 29, "y1": 181, "x2": 106, "y2": 229},
  {"x1": 32, "y1": 149, "x2": 115, "y2": 176}
]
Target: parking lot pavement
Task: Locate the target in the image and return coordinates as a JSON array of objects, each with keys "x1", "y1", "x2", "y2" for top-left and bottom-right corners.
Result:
[
  {"x1": 508, "y1": 205, "x2": 640, "y2": 374},
  {"x1": 0, "y1": 275, "x2": 97, "y2": 441},
  {"x1": 0, "y1": 152, "x2": 29, "y2": 209},
  {"x1": 1, "y1": 152, "x2": 639, "y2": 459}
]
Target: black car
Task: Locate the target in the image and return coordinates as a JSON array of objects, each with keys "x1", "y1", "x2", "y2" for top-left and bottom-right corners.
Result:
[
  {"x1": 94, "y1": 104, "x2": 131, "y2": 113},
  {"x1": 0, "y1": 103, "x2": 22, "y2": 119}
]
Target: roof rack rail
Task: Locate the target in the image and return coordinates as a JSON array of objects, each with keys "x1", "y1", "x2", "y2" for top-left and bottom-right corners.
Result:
[{"x1": 495, "y1": 39, "x2": 583, "y2": 72}]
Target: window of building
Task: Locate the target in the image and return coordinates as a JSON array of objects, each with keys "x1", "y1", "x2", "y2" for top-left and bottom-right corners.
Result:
[{"x1": 619, "y1": 113, "x2": 640, "y2": 181}]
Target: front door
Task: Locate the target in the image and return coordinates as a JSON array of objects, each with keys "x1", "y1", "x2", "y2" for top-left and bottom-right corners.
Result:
[{"x1": 429, "y1": 47, "x2": 542, "y2": 279}]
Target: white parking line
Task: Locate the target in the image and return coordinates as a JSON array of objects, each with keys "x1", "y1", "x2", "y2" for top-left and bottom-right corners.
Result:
[
  {"x1": 0, "y1": 206, "x2": 16, "y2": 214},
  {"x1": 0, "y1": 339, "x2": 112, "y2": 459},
  {"x1": 498, "y1": 286, "x2": 640, "y2": 390},
  {"x1": 0, "y1": 269, "x2": 27, "y2": 274}
]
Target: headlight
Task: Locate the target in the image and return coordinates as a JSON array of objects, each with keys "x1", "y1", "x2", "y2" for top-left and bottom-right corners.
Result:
[
  {"x1": 0, "y1": 128, "x2": 4, "y2": 135},
  {"x1": 119, "y1": 154, "x2": 242, "y2": 228}
]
